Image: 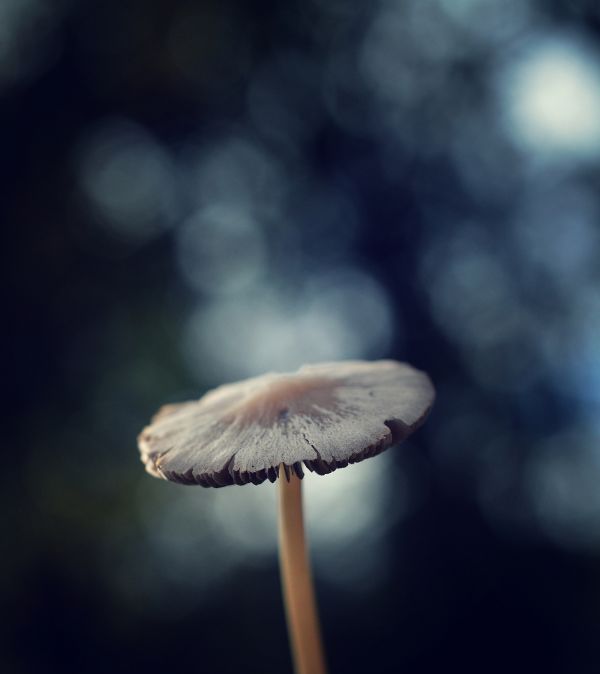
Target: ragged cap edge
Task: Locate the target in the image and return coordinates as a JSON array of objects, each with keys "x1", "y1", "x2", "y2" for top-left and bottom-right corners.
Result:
[{"x1": 137, "y1": 384, "x2": 434, "y2": 488}]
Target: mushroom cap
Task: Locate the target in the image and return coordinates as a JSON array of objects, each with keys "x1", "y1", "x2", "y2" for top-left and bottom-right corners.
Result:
[{"x1": 138, "y1": 360, "x2": 435, "y2": 487}]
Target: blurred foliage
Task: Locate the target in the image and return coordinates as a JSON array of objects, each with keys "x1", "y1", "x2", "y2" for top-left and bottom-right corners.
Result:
[{"x1": 5, "y1": 0, "x2": 600, "y2": 672}]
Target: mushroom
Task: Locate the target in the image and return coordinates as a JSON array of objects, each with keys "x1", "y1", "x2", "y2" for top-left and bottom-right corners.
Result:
[{"x1": 138, "y1": 360, "x2": 435, "y2": 674}]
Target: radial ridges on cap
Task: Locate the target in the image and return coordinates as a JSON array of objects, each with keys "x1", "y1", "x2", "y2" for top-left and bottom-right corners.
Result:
[{"x1": 137, "y1": 360, "x2": 435, "y2": 487}]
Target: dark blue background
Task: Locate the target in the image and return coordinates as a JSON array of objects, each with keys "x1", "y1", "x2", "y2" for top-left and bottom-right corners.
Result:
[{"x1": 5, "y1": 1, "x2": 600, "y2": 672}]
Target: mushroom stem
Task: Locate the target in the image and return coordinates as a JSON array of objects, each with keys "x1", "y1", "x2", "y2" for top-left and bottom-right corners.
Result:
[{"x1": 278, "y1": 465, "x2": 327, "y2": 674}]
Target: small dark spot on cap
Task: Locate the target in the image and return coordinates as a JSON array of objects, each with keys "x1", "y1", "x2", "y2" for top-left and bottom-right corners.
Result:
[{"x1": 138, "y1": 360, "x2": 435, "y2": 488}]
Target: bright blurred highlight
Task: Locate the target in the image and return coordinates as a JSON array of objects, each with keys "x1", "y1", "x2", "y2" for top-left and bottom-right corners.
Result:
[
  {"x1": 500, "y1": 36, "x2": 600, "y2": 160},
  {"x1": 182, "y1": 269, "x2": 395, "y2": 384}
]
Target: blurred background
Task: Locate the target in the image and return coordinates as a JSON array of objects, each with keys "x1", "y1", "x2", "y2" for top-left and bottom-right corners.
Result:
[{"x1": 5, "y1": 0, "x2": 600, "y2": 672}]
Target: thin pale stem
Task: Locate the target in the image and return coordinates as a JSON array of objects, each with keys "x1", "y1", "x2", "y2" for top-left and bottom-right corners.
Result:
[{"x1": 278, "y1": 465, "x2": 327, "y2": 674}]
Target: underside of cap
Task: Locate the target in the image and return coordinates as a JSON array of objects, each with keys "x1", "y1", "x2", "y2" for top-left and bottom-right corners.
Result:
[{"x1": 137, "y1": 360, "x2": 435, "y2": 487}]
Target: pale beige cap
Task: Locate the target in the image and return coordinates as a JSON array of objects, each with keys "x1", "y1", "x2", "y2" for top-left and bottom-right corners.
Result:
[{"x1": 138, "y1": 360, "x2": 435, "y2": 487}]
